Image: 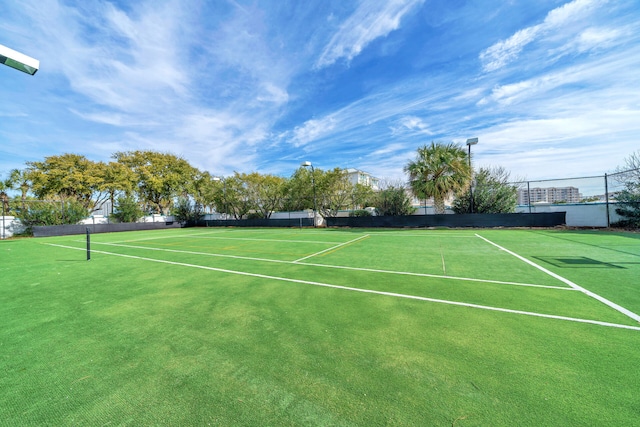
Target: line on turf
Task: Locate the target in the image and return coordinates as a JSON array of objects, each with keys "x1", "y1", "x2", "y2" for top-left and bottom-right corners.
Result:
[
  {"x1": 186, "y1": 235, "x2": 343, "y2": 245},
  {"x1": 79, "y1": 240, "x2": 577, "y2": 291},
  {"x1": 108, "y1": 229, "x2": 229, "y2": 244},
  {"x1": 475, "y1": 234, "x2": 640, "y2": 324},
  {"x1": 292, "y1": 234, "x2": 370, "y2": 263},
  {"x1": 45, "y1": 243, "x2": 640, "y2": 331}
]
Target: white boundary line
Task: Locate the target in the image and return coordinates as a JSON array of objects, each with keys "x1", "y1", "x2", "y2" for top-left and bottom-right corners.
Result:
[
  {"x1": 88, "y1": 240, "x2": 571, "y2": 290},
  {"x1": 475, "y1": 234, "x2": 640, "y2": 324},
  {"x1": 45, "y1": 243, "x2": 640, "y2": 331},
  {"x1": 293, "y1": 234, "x2": 370, "y2": 263},
  {"x1": 186, "y1": 235, "x2": 341, "y2": 245}
]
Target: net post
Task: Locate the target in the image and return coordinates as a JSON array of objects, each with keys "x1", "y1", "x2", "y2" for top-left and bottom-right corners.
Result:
[{"x1": 86, "y1": 227, "x2": 91, "y2": 261}]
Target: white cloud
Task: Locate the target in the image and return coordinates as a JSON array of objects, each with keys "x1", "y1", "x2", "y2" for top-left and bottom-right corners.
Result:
[
  {"x1": 391, "y1": 116, "x2": 432, "y2": 135},
  {"x1": 480, "y1": 26, "x2": 542, "y2": 72},
  {"x1": 315, "y1": 0, "x2": 423, "y2": 68},
  {"x1": 290, "y1": 117, "x2": 337, "y2": 147},
  {"x1": 480, "y1": 0, "x2": 605, "y2": 72}
]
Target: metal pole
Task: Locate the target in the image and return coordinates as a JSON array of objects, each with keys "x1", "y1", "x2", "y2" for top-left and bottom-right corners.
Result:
[
  {"x1": 468, "y1": 144, "x2": 474, "y2": 213},
  {"x1": 527, "y1": 181, "x2": 532, "y2": 214},
  {"x1": 604, "y1": 173, "x2": 610, "y2": 228},
  {"x1": 86, "y1": 227, "x2": 91, "y2": 261},
  {"x1": 311, "y1": 166, "x2": 317, "y2": 227}
]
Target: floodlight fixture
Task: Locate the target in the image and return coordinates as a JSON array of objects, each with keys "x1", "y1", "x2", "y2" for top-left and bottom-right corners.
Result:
[
  {"x1": 0, "y1": 44, "x2": 39, "y2": 75},
  {"x1": 466, "y1": 137, "x2": 478, "y2": 146}
]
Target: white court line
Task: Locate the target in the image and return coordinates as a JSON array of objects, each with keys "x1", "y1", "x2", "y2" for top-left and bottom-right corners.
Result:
[
  {"x1": 108, "y1": 229, "x2": 228, "y2": 244},
  {"x1": 109, "y1": 230, "x2": 339, "y2": 245},
  {"x1": 186, "y1": 235, "x2": 341, "y2": 244},
  {"x1": 476, "y1": 234, "x2": 640, "y2": 324},
  {"x1": 46, "y1": 243, "x2": 640, "y2": 331},
  {"x1": 85, "y1": 240, "x2": 575, "y2": 290},
  {"x1": 293, "y1": 234, "x2": 370, "y2": 263}
]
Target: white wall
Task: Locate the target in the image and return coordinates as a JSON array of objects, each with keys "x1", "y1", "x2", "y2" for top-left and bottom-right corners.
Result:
[
  {"x1": 515, "y1": 203, "x2": 622, "y2": 227},
  {"x1": 0, "y1": 216, "x2": 26, "y2": 238}
]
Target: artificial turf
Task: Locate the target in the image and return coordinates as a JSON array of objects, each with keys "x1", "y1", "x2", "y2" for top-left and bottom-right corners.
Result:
[{"x1": 1, "y1": 228, "x2": 639, "y2": 425}]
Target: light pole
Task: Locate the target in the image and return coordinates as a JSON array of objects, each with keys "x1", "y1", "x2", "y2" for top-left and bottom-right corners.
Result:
[
  {"x1": 466, "y1": 138, "x2": 478, "y2": 214},
  {"x1": 301, "y1": 161, "x2": 317, "y2": 227},
  {"x1": 1, "y1": 44, "x2": 39, "y2": 239},
  {"x1": 0, "y1": 44, "x2": 39, "y2": 75}
]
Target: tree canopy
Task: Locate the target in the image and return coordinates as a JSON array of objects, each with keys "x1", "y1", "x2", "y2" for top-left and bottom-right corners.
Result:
[
  {"x1": 404, "y1": 142, "x2": 472, "y2": 214},
  {"x1": 4, "y1": 146, "x2": 524, "y2": 227},
  {"x1": 452, "y1": 166, "x2": 518, "y2": 214},
  {"x1": 613, "y1": 150, "x2": 640, "y2": 228}
]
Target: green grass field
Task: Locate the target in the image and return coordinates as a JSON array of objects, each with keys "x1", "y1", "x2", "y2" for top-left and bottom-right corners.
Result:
[{"x1": 2, "y1": 227, "x2": 639, "y2": 426}]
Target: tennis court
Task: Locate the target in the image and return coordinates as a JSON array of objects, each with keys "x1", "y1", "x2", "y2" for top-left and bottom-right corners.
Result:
[{"x1": 2, "y1": 228, "x2": 639, "y2": 425}]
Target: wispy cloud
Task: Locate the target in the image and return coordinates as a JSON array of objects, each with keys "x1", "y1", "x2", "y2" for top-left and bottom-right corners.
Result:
[
  {"x1": 480, "y1": 0, "x2": 604, "y2": 72},
  {"x1": 2, "y1": 0, "x2": 639, "y2": 184},
  {"x1": 315, "y1": 0, "x2": 424, "y2": 68},
  {"x1": 391, "y1": 116, "x2": 433, "y2": 136},
  {"x1": 290, "y1": 117, "x2": 338, "y2": 147}
]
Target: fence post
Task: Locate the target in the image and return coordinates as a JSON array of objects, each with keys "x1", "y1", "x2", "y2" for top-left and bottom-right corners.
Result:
[
  {"x1": 604, "y1": 173, "x2": 610, "y2": 228},
  {"x1": 527, "y1": 181, "x2": 532, "y2": 214}
]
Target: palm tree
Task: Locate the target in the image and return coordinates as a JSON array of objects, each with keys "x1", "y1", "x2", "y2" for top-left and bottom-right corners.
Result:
[
  {"x1": 0, "y1": 178, "x2": 10, "y2": 215},
  {"x1": 8, "y1": 168, "x2": 30, "y2": 210},
  {"x1": 404, "y1": 142, "x2": 472, "y2": 214}
]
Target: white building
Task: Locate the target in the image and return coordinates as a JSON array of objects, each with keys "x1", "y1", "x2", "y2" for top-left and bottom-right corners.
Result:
[
  {"x1": 518, "y1": 186, "x2": 582, "y2": 205},
  {"x1": 345, "y1": 168, "x2": 380, "y2": 190}
]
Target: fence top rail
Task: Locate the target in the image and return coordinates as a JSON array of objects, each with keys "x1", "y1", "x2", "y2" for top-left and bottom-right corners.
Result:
[{"x1": 509, "y1": 167, "x2": 639, "y2": 185}]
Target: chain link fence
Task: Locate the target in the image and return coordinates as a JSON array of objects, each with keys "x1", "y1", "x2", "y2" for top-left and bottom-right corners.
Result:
[
  {"x1": 510, "y1": 169, "x2": 637, "y2": 227},
  {"x1": 2, "y1": 169, "x2": 638, "y2": 237}
]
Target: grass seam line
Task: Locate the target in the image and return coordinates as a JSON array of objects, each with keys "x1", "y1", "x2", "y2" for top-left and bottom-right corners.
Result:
[
  {"x1": 46, "y1": 243, "x2": 640, "y2": 331},
  {"x1": 475, "y1": 234, "x2": 640, "y2": 324}
]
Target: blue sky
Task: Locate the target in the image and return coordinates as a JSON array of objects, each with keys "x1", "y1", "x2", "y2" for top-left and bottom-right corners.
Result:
[{"x1": 1, "y1": 0, "x2": 639, "y2": 188}]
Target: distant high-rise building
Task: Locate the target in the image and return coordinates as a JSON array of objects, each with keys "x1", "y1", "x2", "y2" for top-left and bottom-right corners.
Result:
[{"x1": 518, "y1": 186, "x2": 581, "y2": 205}]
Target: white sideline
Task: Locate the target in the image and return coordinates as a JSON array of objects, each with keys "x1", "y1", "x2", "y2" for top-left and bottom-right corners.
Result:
[
  {"x1": 475, "y1": 234, "x2": 640, "y2": 324},
  {"x1": 90, "y1": 240, "x2": 572, "y2": 290},
  {"x1": 46, "y1": 243, "x2": 640, "y2": 331}
]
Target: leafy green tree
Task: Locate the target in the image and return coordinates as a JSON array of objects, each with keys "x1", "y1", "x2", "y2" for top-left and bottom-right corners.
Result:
[
  {"x1": 351, "y1": 183, "x2": 375, "y2": 211},
  {"x1": 452, "y1": 166, "x2": 518, "y2": 214},
  {"x1": 315, "y1": 168, "x2": 357, "y2": 218},
  {"x1": 374, "y1": 185, "x2": 416, "y2": 216},
  {"x1": 405, "y1": 142, "x2": 472, "y2": 214},
  {"x1": 113, "y1": 151, "x2": 198, "y2": 215},
  {"x1": 283, "y1": 167, "x2": 316, "y2": 211},
  {"x1": 240, "y1": 172, "x2": 287, "y2": 218},
  {"x1": 17, "y1": 199, "x2": 88, "y2": 233},
  {"x1": 110, "y1": 194, "x2": 144, "y2": 223},
  {"x1": 612, "y1": 191, "x2": 640, "y2": 228},
  {"x1": 217, "y1": 173, "x2": 254, "y2": 219},
  {"x1": 349, "y1": 209, "x2": 372, "y2": 217},
  {"x1": 171, "y1": 196, "x2": 204, "y2": 223},
  {"x1": 191, "y1": 171, "x2": 218, "y2": 214},
  {"x1": 25, "y1": 154, "x2": 108, "y2": 210},
  {"x1": 612, "y1": 150, "x2": 640, "y2": 228},
  {"x1": 102, "y1": 161, "x2": 137, "y2": 215}
]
